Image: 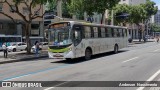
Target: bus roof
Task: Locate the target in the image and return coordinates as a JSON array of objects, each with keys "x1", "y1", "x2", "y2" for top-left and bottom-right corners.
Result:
[{"x1": 49, "y1": 21, "x2": 128, "y2": 29}]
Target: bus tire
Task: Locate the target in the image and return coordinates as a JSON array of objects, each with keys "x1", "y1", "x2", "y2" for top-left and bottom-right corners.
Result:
[
  {"x1": 13, "y1": 48, "x2": 16, "y2": 52},
  {"x1": 114, "y1": 45, "x2": 118, "y2": 54},
  {"x1": 66, "y1": 58, "x2": 72, "y2": 61},
  {"x1": 85, "y1": 48, "x2": 92, "y2": 60}
]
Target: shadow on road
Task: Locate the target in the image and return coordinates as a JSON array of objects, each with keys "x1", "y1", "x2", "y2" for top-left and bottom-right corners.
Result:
[{"x1": 51, "y1": 50, "x2": 127, "y2": 64}]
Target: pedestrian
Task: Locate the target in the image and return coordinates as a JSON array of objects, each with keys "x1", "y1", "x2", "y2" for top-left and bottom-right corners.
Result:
[
  {"x1": 35, "y1": 41, "x2": 39, "y2": 56},
  {"x1": 157, "y1": 37, "x2": 159, "y2": 43},
  {"x1": 2, "y1": 43, "x2": 8, "y2": 58}
]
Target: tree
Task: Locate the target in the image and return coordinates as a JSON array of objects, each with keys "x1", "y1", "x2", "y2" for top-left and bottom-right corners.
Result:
[
  {"x1": 113, "y1": 4, "x2": 130, "y2": 25},
  {"x1": 151, "y1": 24, "x2": 160, "y2": 32},
  {"x1": 65, "y1": 0, "x2": 84, "y2": 19},
  {"x1": 83, "y1": 0, "x2": 120, "y2": 24},
  {"x1": 113, "y1": 0, "x2": 158, "y2": 41},
  {"x1": 46, "y1": 0, "x2": 57, "y2": 11},
  {"x1": 0, "y1": 0, "x2": 53, "y2": 54}
]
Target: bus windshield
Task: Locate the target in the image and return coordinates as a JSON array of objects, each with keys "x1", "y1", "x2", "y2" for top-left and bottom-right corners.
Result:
[{"x1": 49, "y1": 27, "x2": 71, "y2": 46}]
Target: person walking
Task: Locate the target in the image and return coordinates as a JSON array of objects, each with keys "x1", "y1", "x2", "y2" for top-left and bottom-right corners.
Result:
[
  {"x1": 35, "y1": 41, "x2": 39, "y2": 56},
  {"x1": 2, "y1": 43, "x2": 8, "y2": 58},
  {"x1": 157, "y1": 37, "x2": 159, "y2": 43}
]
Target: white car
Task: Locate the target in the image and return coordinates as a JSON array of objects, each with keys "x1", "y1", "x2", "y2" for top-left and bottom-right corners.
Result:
[
  {"x1": 31, "y1": 42, "x2": 48, "y2": 52},
  {"x1": 7, "y1": 42, "x2": 27, "y2": 52}
]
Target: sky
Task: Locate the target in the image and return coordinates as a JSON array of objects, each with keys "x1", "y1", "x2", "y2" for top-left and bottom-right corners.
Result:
[{"x1": 151, "y1": 0, "x2": 160, "y2": 10}]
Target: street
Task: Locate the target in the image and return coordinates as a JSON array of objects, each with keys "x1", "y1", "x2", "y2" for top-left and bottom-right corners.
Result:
[{"x1": 0, "y1": 42, "x2": 160, "y2": 90}]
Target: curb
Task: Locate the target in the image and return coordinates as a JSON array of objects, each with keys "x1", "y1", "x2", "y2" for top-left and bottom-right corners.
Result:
[{"x1": 0, "y1": 55, "x2": 48, "y2": 64}]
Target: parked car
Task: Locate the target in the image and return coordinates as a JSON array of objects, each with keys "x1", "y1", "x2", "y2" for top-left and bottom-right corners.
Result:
[
  {"x1": 31, "y1": 42, "x2": 48, "y2": 52},
  {"x1": 7, "y1": 42, "x2": 27, "y2": 52}
]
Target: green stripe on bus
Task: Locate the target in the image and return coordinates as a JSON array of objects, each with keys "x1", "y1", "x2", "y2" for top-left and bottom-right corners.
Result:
[{"x1": 48, "y1": 47, "x2": 70, "y2": 53}]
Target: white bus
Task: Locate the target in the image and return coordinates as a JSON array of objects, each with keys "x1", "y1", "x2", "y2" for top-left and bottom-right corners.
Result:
[
  {"x1": 47, "y1": 21, "x2": 128, "y2": 60},
  {"x1": 0, "y1": 35, "x2": 22, "y2": 50}
]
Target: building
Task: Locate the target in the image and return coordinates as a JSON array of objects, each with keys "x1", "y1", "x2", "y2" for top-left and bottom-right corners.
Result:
[
  {"x1": 154, "y1": 10, "x2": 160, "y2": 26},
  {"x1": 119, "y1": 0, "x2": 146, "y2": 5},
  {"x1": 118, "y1": 0, "x2": 146, "y2": 39},
  {"x1": 0, "y1": 1, "x2": 44, "y2": 44}
]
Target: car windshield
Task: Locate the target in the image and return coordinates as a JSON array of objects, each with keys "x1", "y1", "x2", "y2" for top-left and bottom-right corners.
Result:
[{"x1": 48, "y1": 27, "x2": 71, "y2": 46}]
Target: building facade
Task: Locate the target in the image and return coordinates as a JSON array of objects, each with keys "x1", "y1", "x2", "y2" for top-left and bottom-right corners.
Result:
[
  {"x1": 154, "y1": 10, "x2": 160, "y2": 26},
  {"x1": 119, "y1": 0, "x2": 146, "y2": 5},
  {"x1": 0, "y1": 1, "x2": 44, "y2": 44},
  {"x1": 118, "y1": 0, "x2": 146, "y2": 39}
]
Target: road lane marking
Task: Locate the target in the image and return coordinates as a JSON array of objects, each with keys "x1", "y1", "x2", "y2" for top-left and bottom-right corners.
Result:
[
  {"x1": 44, "y1": 81, "x2": 69, "y2": 90},
  {"x1": 136, "y1": 69, "x2": 160, "y2": 90},
  {"x1": 2, "y1": 64, "x2": 71, "y2": 81},
  {"x1": 122, "y1": 57, "x2": 139, "y2": 63},
  {"x1": 153, "y1": 49, "x2": 160, "y2": 52}
]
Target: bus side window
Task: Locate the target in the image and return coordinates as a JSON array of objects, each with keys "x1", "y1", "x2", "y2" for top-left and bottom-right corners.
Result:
[
  {"x1": 98, "y1": 27, "x2": 101, "y2": 38},
  {"x1": 101, "y1": 27, "x2": 105, "y2": 38},
  {"x1": 125, "y1": 29, "x2": 128, "y2": 37},
  {"x1": 93, "y1": 27, "x2": 98, "y2": 38},
  {"x1": 107, "y1": 27, "x2": 112, "y2": 37},
  {"x1": 90, "y1": 26, "x2": 94, "y2": 38},
  {"x1": 111, "y1": 28, "x2": 115, "y2": 37},
  {"x1": 122, "y1": 29, "x2": 124, "y2": 37},
  {"x1": 114, "y1": 28, "x2": 117, "y2": 37},
  {"x1": 117, "y1": 29, "x2": 121, "y2": 37},
  {"x1": 84, "y1": 26, "x2": 91, "y2": 38}
]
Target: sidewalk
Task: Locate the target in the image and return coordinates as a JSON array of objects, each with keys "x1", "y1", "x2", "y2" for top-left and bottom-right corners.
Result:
[
  {"x1": 0, "y1": 50, "x2": 48, "y2": 64},
  {"x1": 129, "y1": 39, "x2": 155, "y2": 45}
]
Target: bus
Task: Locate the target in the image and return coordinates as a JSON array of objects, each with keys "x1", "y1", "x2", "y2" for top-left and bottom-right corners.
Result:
[
  {"x1": 47, "y1": 21, "x2": 128, "y2": 60},
  {"x1": 0, "y1": 35, "x2": 22, "y2": 50}
]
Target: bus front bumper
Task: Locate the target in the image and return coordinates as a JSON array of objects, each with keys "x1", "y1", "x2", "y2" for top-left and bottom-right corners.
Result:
[{"x1": 48, "y1": 51, "x2": 74, "y2": 59}]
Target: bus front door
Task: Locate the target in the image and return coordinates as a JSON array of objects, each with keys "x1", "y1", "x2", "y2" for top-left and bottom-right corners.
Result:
[{"x1": 73, "y1": 25, "x2": 83, "y2": 58}]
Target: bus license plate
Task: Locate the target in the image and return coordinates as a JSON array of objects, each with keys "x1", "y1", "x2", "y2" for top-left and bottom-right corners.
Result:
[{"x1": 54, "y1": 54, "x2": 63, "y2": 57}]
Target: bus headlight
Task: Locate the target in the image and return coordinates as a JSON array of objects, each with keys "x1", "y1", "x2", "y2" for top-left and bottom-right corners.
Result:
[{"x1": 64, "y1": 47, "x2": 72, "y2": 54}]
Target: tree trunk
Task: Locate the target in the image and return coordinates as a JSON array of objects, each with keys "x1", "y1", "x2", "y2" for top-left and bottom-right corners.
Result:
[
  {"x1": 101, "y1": 12, "x2": 105, "y2": 24},
  {"x1": 25, "y1": 23, "x2": 31, "y2": 54}
]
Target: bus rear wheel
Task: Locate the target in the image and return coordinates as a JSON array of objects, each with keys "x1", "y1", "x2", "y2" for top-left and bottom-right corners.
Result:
[
  {"x1": 114, "y1": 45, "x2": 118, "y2": 54},
  {"x1": 85, "y1": 48, "x2": 92, "y2": 60}
]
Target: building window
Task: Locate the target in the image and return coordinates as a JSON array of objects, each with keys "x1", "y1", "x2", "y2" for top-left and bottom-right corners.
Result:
[
  {"x1": 31, "y1": 24, "x2": 40, "y2": 36},
  {"x1": 0, "y1": 4, "x2": 3, "y2": 12},
  {"x1": 8, "y1": 23, "x2": 15, "y2": 29}
]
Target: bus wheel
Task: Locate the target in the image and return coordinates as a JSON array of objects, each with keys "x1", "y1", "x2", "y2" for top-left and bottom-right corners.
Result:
[
  {"x1": 114, "y1": 45, "x2": 118, "y2": 54},
  {"x1": 13, "y1": 48, "x2": 16, "y2": 52},
  {"x1": 85, "y1": 48, "x2": 92, "y2": 60},
  {"x1": 66, "y1": 58, "x2": 72, "y2": 61}
]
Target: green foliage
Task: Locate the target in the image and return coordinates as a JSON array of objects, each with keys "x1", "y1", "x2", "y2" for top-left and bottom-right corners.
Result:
[
  {"x1": 113, "y1": 0, "x2": 158, "y2": 25},
  {"x1": 151, "y1": 24, "x2": 160, "y2": 32},
  {"x1": 83, "y1": 0, "x2": 120, "y2": 16},
  {"x1": 65, "y1": 0, "x2": 84, "y2": 19},
  {"x1": 46, "y1": 0, "x2": 57, "y2": 11}
]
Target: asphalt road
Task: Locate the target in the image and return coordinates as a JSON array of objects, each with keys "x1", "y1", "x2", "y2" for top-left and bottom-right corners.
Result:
[{"x1": 0, "y1": 41, "x2": 160, "y2": 90}]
